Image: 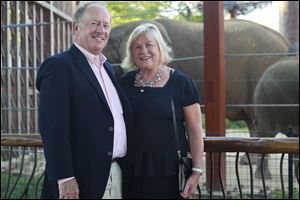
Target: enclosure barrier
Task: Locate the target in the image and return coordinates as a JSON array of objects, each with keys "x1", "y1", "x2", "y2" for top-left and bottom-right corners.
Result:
[
  {"x1": 205, "y1": 136, "x2": 299, "y2": 199},
  {"x1": 1, "y1": 134, "x2": 298, "y2": 199}
]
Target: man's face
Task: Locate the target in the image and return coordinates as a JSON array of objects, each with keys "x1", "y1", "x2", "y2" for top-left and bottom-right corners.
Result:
[{"x1": 73, "y1": 5, "x2": 111, "y2": 55}]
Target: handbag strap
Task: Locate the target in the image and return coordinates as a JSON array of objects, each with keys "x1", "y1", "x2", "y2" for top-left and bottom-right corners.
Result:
[
  {"x1": 170, "y1": 70, "x2": 182, "y2": 159},
  {"x1": 171, "y1": 70, "x2": 202, "y2": 199}
]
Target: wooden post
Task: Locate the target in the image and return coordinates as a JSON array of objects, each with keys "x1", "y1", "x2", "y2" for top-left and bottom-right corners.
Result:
[{"x1": 203, "y1": 1, "x2": 226, "y2": 192}]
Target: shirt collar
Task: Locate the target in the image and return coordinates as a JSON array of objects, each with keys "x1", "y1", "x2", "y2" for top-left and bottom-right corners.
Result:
[{"x1": 74, "y1": 42, "x2": 107, "y2": 66}]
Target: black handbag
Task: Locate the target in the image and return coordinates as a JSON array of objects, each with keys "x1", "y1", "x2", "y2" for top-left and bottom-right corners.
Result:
[
  {"x1": 170, "y1": 70, "x2": 201, "y2": 198},
  {"x1": 178, "y1": 156, "x2": 193, "y2": 192}
]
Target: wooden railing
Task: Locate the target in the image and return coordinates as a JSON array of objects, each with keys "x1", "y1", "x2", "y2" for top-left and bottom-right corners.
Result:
[
  {"x1": 204, "y1": 137, "x2": 299, "y2": 199},
  {"x1": 1, "y1": 135, "x2": 299, "y2": 199}
]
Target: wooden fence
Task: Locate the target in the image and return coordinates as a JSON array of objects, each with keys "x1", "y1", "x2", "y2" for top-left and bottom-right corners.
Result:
[{"x1": 1, "y1": 1, "x2": 74, "y2": 134}]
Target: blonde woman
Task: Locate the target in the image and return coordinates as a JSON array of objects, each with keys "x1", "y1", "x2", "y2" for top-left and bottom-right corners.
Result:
[{"x1": 119, "y1": 23, "x2": 204, "y2": 199}]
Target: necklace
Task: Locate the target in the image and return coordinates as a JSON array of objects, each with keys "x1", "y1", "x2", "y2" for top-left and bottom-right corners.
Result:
[{"x1": 134, "y1": 66, "x2": 165, "y2": 88}]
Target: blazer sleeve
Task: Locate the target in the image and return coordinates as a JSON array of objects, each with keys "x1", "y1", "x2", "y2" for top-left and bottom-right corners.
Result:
[{"x1": 36, "y1": 57, "x2": 74, "y2": 181}]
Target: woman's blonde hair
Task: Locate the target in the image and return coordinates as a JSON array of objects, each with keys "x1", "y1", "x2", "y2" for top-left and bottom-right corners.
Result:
[{"x1": 121, "y1": 23, "x2": 172, "y2": 69}]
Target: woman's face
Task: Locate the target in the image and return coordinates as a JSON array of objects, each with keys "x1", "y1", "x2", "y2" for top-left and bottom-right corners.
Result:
[{"x1": 131, "y1": 33, "x2": 162, "y2": 71}]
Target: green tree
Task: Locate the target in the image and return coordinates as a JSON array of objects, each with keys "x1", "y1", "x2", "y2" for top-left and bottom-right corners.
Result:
[
  {"x1": 106, "y1": 1, "x2": 203, "y2": 27},
  {"x1": 161, "y1": 1, "x2": 203, "y2": 22},
  {"x1": 107, "y1": 1, "x2": 165, "y2": 27}
]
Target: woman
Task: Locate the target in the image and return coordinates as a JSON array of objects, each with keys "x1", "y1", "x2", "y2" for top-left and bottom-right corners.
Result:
[{"x1": 119, "y1": 23, "x2": 204, "y2": 199}]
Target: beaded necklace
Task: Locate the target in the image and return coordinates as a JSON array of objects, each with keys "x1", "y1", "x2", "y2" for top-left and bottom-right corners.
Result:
[{"x1": 134, "y1": 66, "x2": 165, "y2": 87}]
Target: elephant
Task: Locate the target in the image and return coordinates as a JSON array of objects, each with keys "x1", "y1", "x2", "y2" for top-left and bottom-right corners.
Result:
[
  {"x1": 253, "y1": 56, "x2": 299, "y2": 179},
  {"x1": 103, "y1": 18, "x2": 289, "y2": 177},
  {"x1": 104, "y1": 18, "x2": 288, "y2": 127}
]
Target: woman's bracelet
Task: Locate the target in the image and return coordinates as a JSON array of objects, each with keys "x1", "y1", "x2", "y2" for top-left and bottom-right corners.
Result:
[{"x1": 192, "y1": 167, "x2": 203, "y2": 175}]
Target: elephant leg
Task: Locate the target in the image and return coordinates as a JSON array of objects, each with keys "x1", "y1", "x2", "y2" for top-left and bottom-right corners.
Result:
[
  {"x1": 294, "y1": 155, "x2": 299, "y2": 183},
  {"x1": 240, "y1": 153, "x2": 259, "y2": 165},
  {"x1": 255, "y1": 154, "x2": 272, "y2": 179},
  {"x1": 253, "y1": 114, "x2": 277, "y2": 179},
  {"x1": 240, "y1": 114, "x2": 259, "y2": 165}
]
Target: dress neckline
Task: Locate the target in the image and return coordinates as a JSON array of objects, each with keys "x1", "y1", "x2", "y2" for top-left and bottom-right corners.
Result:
[{"x1": 134, "y1": 69, "x2": 175, "y2": 89}]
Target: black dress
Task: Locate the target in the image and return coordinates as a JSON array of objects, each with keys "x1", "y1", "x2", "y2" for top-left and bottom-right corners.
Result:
[{"x1": 119, "y1": 70, "x2": 200, "y2": 199}]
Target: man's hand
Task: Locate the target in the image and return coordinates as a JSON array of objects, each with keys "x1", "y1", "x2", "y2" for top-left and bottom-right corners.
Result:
[{"x1": 58, "y1": 178, "x2": 79, "y2": 199}]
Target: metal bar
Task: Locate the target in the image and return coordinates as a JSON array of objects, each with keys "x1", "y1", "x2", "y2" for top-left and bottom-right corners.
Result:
[
  {"x1": 57, "y1": 17, "x2": 61, "y2": 52},
  {"x1": 288, "y1": 128, "x2": 294, "y2": 199},
  {"x1": 1, "y1": 20, "x2": 70, "y2": 28},
  {"x1": 16, "y1": 1, "x2": 22, "y2": 134},
  {"x1": 24, "y1": 1, "x2": 30, "y2": 134},
  {"x1": 296, "y1": 162, "x2": 299, "y2": 185},
  {"x1": 3, "y1": 146, "x2": 13, "y2": 199},
  {"x1": 107, "y1": 52, "x2": 299, "y2": 67},
  {"x1": 1, "y1": 1, "x2": 8, "y2": 134},
  {"x1": 10, "y1": 1, "x2": 18, "y2": 133},
  {"x1": 40, "y1": 7, "x2": 44, "y2": 61},
  {"x1": 209, "y1": 152, "x2": 213, "y2": 199},
  {"x1": 1, "y1": 107, "x2": 38, "y2": 111},
  {"x1": 20, "y1": 147, "x2": 38, "y2": 199},
  {"x1": 288, "y1": 152, "x2": 294, "y2": 199},
  {"x1": 245, "y1": 153, "x2": 254, "y2": 199},
  {"x1": 32, "y1": 2, "x2": 38, "y2": 133},
  {"x1": 280, "y1": 153, "x2": 285, "y2": 199},
  {"x1": 50, "y1": 2, "x2": 54, "y2": 55},
  {"x1": 260, "y1": 154, "x2": 267, "y2": 199},
  {"x1": 226, "y1": 104, "x2": 299, "y2": 107},
  {"x1": 62, "y1": 21, "x2": 66, "y2": 50},
  {"x1": 35, "y1": 171, "x2": 45, "y2": 199},
  {"x1": 218, "y1": 152, "x2": 226, "y2": 198},
  {"x1": 1, "y1": 66, "x2": 38, "y2": 70},
  {"x1": 224, "y1": 52, "x2": 299, "y2": 57},
  {"x1": 235, "y1": 152, "x2": 243, "y2": 199},
  {"x1": 67, "y1": 21, "x2": 71, "y2": 47},
  {"x1": 7, "y1": 147, "x2": 26, "y2": 199},
  {"x1": 7, "y1": 1, "x2": 12, "y2": 134}
]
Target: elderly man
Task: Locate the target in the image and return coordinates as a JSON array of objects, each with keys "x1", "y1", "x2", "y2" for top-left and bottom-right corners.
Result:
[{"x1": 37, "y1": 2, "x2": 132, "y2": 199}]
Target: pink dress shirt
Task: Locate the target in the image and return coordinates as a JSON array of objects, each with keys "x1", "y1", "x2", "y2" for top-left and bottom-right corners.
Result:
[
  {"x1": 74, "y1": 43, "x2": 127, "y2": 159},
  {"x1": 59, "y1": 44, "x2": 127, "y2": 184}
]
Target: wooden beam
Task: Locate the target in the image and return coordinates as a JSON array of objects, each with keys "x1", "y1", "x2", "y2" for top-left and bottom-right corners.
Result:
[
  {"x1": 34, "y1": 1, "x2": 72, "y2": 21},
  {"x1": 2, "y1": 135, "x2": 298, "y2": 154},
  {"x1": 204, "y1": 1, "x2": 226, "y2": 192}
]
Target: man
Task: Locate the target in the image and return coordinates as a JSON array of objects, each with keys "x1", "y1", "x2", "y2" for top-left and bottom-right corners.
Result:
[{"x1": 36, "y1": 2, "x2": 132, "y2": 199}]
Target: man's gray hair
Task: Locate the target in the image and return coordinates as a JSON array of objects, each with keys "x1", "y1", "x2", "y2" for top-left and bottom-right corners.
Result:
[{"x1": 73, "y1": 2, "x2": 106, "y2": 22}]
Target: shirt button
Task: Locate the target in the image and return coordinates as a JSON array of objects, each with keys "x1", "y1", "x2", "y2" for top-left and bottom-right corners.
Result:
[
  {"x1": 107, "y1": 151, "x2": 112, "y2": 156},
  {"x1": 109, "y1": 127, "x2": 113, "y2": 132}
]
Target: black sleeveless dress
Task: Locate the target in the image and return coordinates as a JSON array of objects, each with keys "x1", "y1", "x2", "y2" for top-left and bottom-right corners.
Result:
[{"x1": 119, "y1": 69, "x2": 200, "y2": 199}]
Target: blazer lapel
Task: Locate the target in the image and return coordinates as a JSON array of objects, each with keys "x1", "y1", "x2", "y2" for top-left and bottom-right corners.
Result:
[
  {"x1": 103, "y1": 62, "x2": 133, "y2": 145},
  {"x1": 103, "y1": 62, "x2": 128, "y2": 109},
  {"x1": 70, "y1": 45, "x2": 110, "y2": 110},
  {"x1": 104, "y1": 63, "x2": 132, "y2": 112}
]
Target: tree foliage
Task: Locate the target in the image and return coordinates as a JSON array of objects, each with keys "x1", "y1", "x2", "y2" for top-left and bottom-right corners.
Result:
[
  {"x1": 83, "y1": 1, "x2": 274, "y2": 26},
  {"x1": 106, "y1": 1, "x2": 203, "y2": 27}
]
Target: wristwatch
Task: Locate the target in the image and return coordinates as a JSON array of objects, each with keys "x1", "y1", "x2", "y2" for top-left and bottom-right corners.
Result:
[{"x1": 192, "y1": 167, "x2": 203, "y2": 175}]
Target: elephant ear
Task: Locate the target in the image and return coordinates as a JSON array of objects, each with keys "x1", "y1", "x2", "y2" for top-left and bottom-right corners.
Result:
[
  {"x1": 152, "y1": 20, "x2": 172, "y2": 46},
  {"x1": 129, "y1": 20, "x2": 171, "y2": 45}
]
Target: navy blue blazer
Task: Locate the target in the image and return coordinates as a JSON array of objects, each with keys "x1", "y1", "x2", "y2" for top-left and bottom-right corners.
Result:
[{"x1": 36, "y1": 44, "x2": 132, "y2": 199}]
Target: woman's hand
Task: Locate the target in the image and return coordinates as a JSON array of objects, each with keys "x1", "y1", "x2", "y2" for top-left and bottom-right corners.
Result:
[{"x1": 180, "y1": 173, "x2": 201, "y2": 199}]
